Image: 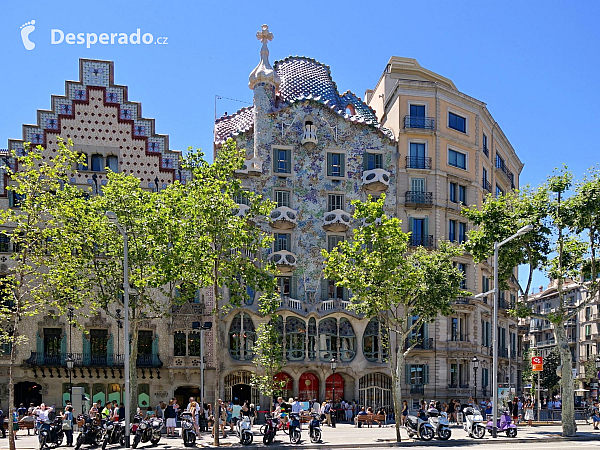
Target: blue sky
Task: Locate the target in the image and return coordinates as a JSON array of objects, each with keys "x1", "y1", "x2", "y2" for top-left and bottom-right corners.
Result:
[{"x1": 2, "y1": 0, "x2": 598, "y2": 292}]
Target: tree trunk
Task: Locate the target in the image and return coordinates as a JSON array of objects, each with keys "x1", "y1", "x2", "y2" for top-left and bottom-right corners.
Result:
[
  {"x1": 554, "y1": 324, "x2": 576, "y2": 436},
  {"x1": 212, "y1": 261, "x2": 220, "y2": 447},
  {"x1": 7, "y1": 324, "x2": 17, "y2": 450},
  {"x1": 390, "y1": 330, "x2": 403, "y2": 443},
  {"x1": 129, "y1": 319, "x2": 139, "y2": 421}
]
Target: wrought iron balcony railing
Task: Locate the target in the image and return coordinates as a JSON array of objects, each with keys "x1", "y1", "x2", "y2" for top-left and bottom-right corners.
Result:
[
  {"x1": 498, "y1": 348, "x2": 509, "y2": 358},
  {"x1": 404, "y1": 115, "x2": 435, "y2": 130},
  {"x1": 482, "y1": 178, "x2": 492, "y2": 194},
  {"x1": 25, "y1": 352, "x2": 162, "y2": 368},
  {"x1": 410, "y1": 384, "x2": 425, "y2": 394},
  {"x1": 409, "y1": 235, "x2": 434, "y2": 248},
  {"x1": 483, "y1": 146, "x2": 489, "y2": 157},
  {"x1": 405, "y1": 191, "x2": 433, "y2": 206},
  {"x1": 406, "y1": 156, "x2": 432, "y2": 170}
]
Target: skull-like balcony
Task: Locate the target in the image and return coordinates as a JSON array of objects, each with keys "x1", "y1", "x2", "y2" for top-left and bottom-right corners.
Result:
[
  {"x1": 270, "y1": 206, "x2": 298, "y2": 230},
  {"x1": 323, "y1": 209, "x2": 351, "y2": 232},
  {"x1": 268, "y1": 250, "x2": 297, "y2": 273},
  {"x1": 301, "y1": 124, "x2": 318, "y2": 149},
  {"x1": 235, "y1": 157, "x2": 263, "y2": 177},
  {"x1": 362, "y1": 168, "x2": 390, "y2": 193},
  {"x1": 232, "y1": 203, "x2": 250, "y2": 218}
]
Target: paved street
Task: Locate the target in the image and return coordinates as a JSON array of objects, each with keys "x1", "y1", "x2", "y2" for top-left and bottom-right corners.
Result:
[{"x1": 3, "y1": 423, "x2": 600, "y2": 449}]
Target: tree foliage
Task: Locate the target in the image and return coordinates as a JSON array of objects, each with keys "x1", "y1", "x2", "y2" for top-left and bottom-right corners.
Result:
[{"x1": 322, "y1": 195, "x2": 466, "y2": 442}]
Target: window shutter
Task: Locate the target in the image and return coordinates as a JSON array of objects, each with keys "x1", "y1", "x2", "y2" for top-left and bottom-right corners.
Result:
[
  {"x1": 83, "y1": 334, "x2": 91, "y2": 365},
  {"x1": 423, "y1": 323, "x2": 429, "y2": 340},
  {"x1": 424, "y1": 365, "x2": 430, "y2": 384},
  {"x1": 273, "y1": 149, "x2": 277, "y2": 173},
  {"x1": 60, "y1": 335, "x2": 67, "y2": 364},
  {"x1": 321, "y1": 279, "x2": 329, "y2": 301},
  {"x1": 36, "y1": 333, "x2": 44, "y2": 364},
  {"x1": 152, "y1": 335, "x2": 159, "y2": 365},
  {"x1": 423, "y1": 217, "x2": 429, "y2": 237},
  {"x1": 363, "y1": 153, "x2": 369, "y2": 170},
  {"x1": 327, "y1": 153, "x2": 332, "y2": 177},
  {"x1": 107, "y1": 333, "x2": 114, "y2": 366},
  {"x1": 408, "y1": 217, "x2": 413, "y2": 233},
  {"x1": 406, "y1": 364, "x2": 411, "y2": 384},
  {"x1": 291, "y1": 276, "x2": 298, "y2": 299},
  {"x1": 340, "y1": 153, "x2": 346, "y2": 177},
  {"x1": 286, "y1": 150, "x2": 291, "y2": 173}
]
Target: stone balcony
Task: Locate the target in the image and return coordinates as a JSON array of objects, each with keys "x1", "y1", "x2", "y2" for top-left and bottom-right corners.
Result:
[
  {"x1": 362, "y1": 168, "x2": 390, "y2": 193},
  {"x1": 270, "y1": 206, "x2": 298, "y2": 230},
  {"x1": 267, "y1": 250, "x2": 297, "y2": 273},
  {"x1": 323, "y1": 209, "x2": 351, "y2": 232},
  {"x1": 233, "y1": 203, "x2": 250, "y2": 218},
  {"x1": 235, "y1": 157, "x2": 263, "y2": 177}
]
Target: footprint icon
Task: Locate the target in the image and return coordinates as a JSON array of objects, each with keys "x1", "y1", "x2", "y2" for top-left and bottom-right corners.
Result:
[{"x1": 20, "y1": 20, "x2": 36, "y2": 50}]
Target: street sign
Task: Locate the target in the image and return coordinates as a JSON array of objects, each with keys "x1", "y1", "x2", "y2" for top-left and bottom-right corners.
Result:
[{"x1": 532, "y1": 356, "x2": 543, "y2": 371}]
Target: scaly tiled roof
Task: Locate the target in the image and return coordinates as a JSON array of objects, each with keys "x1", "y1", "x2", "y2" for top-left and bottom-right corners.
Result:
[{"x1": 214, "y1": 56, "x2": 393, "y2": 144}]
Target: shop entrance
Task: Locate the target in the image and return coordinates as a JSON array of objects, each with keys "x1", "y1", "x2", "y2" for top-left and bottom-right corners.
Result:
[
  {"x1": 174, "y1": 386, "x2": 201, "y2": 407},
  {"x1": 15, "y1": 381, "x2": 42, "y2": 407}
]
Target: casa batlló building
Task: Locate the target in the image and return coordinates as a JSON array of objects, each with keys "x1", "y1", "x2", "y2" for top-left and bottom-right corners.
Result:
[{"x1": 215, "y1": 26, "x2": 524, "y2": 411}]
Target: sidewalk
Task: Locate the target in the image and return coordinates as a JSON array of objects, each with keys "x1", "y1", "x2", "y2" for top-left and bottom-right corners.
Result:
[{"x1": 3, "y1": 422, "x2": 600, "y2": 449}]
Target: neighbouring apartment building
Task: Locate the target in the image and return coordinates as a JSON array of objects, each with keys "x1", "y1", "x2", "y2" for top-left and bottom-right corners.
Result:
[
  {"x1": 0, "y1": 59, "x2": 215, "y2": 410},
  {"x1": 214, "y1": 29, "x2": 524, "y2": 411}
]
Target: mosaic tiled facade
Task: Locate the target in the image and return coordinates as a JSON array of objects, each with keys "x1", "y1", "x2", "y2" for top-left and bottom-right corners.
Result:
[{"x1": 0, "y1": 59, "x2": 212, "y2": 410}]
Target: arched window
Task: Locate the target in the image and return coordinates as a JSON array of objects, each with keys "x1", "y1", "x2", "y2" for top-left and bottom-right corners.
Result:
[
  {"x1": 91, "y1": 154, "x2": 104, "y2": 172},
  {"x1": 308, "y1": 318, "x2": 317, "y2": 360},
  {"x1": 318, "y1": 318, "x2": 338, "y2": 361},
  {"x1": 77, "y1": 153, "x2": 88, "y2": 171},
  {"x1": 188, "y1": 331, "x2": 201, "y2": 356},
  {"x1": 228, "y1": 313, "x2": 256, "y2": 360},
  {"x1": 106, "y1": 155, "x2": 119, "y2": 172},
  {"x1": 363, "y1": 318, "x2": 388, "y2": 362},
  {"x1": 359, "y1": 373, "x2": 392, "y2": 412},
  {"x1": 339, "y1": 318, "x2": 356, "y2": 362},
  {"x1": 174, "y1": 332, "x2": 186, "y2": 356},
  {"x1": 285, "y1": 317, "x2": 306, "y2": 361}
]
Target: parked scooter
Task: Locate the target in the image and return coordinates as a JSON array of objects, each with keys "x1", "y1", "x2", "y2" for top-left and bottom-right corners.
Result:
[
  {"x1": 262, "y1": 414, "x2": 278, "y2": 445},
  {"x1": 487, "y1": 410, "x2": 517, "y2": 438},
  {"x1": 180, "y1": 412, "x2": 197, "y2": 447},
  {"x1": 235, "y1": 415, "x2": 253, "y2": 445},
  {"x1": 75, "y1": 415, "x2": 104, "y2": 450},
  {"x1": 288, "y1": 413, "x2": 301, "y2": 444},
  {"x1": 309, "y1": 413, "x2": 322, "y2": 443},
  {"x1": 406, "y1": 408, "x2": 434, "y2": 441},
  {"x1": 39, "y1": 417, "x2": 65, "y2": 449},
  {"x1": 463, "y1": 406, "x2": 486, "y2": 439},
  {"x1": 131, "y1": 415, "x2": 163, "y2": 448},
  {"x1": 427, "y1": 408, "x2": 451, "y2": 440},
  {"x1": 102, "y1": 420, "x2": 125, "y2": 449}
]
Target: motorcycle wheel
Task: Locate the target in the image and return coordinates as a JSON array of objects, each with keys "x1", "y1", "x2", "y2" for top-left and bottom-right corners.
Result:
[
  {"x1": 132, "y1": 434, "x2": 141, "y2": 449},
  {"x1": 150, "y1": 437, "x2": 160, "y2": 446},
  {"x1": 290, "y1": 429, "x2": 301, "y2": 444},
  {"x1": 310, "y1": 429, "x2": 321, "y2": 443},
  {"x1": 419, "y1": 426, "x2": 434, "y2": 441},
  {"x1": 438, "y1": 428, "x2": 451, "y2": 440},
  {"x1": 507, "y1": 428, "x2": 517, "y2": 438},
  {"x1": 40, "y1": 435, "x2": 48, "y2": 450},
  {"x1": 259, "y1": 425, "x2": 268, "y2": 435},
  {"x1": 282, "y1": 423, "x2": 289, "y2": 435},
  {"x1": 102, "y1": 437, "x2": 109, "y2": 450},
  {"x1": 75, "y1": 434, "x2": 84, "y2": 450},
  {"x1": 473, "y1": 425, "x2": 486, "y2": 439},
  {"x1": 241, "y1": 432, "x2": 253, "y2": 445}
]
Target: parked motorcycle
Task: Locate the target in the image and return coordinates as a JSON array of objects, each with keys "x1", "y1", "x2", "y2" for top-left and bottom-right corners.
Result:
[
  {"x1": 309, "y1": 413, "x2": 322, "y2": 443},
  {"x1": 74, "y1": 415, "x2": 104, "y2": 450},
  {"x1": 180, "y1": 412, "x2": 196, "y2": 447},
  {"x1": 235, "y1": 415, "x2": 253, "y2": 445},
  {"x1": 427, "y1": 408, "x2": 451, "y2": 440},
  {"x1": 487, "y1": 410, "x2": 517, "y2": 438},
  {"x1": 39, "y1": 417, "x2": 65, "y2": 449},
  {"x1": 288, "y1": 413, "x2": 301, "y2": 444},
  {"x1": 262, "y1": 414, "x2": 278, "y2": 445},
  {"x1": 405, "y1": 409, "x2": 434, "y2": 441},
  {"x1": 131, "y1": 415, "x2": 163, "y2": 448},
  {"x1": 102, "y1": 420, "x2": 125, "y2": 450},
  {"x1": 463, "y1": 406, "x2": 486, "y2": 439}
]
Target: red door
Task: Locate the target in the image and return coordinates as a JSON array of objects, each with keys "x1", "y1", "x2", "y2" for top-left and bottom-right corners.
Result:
[
  {"x1": 326, "y1": 374, "x2": 344, "y2": 401},
  {"x1": 299, "y1": 373, "x2": 319, "y2": 401}
]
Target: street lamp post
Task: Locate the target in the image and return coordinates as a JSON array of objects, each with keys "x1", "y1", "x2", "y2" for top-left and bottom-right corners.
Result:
[
  {"x1": 475, "y1": 224, "x2": 533, "y2": 438},
  {"x1": 106, "y1": 211, "x2": 131, "y2": 448},
  {"x1": 472, "y1": 356, "x2": 480, "y2": 401},
  {"x1": 66, "y1": 357, "x2": 74, "y2": 404},
  {"x1": 116, "y1": 309, "x2": 123, "y2": 358},
  {"x1": 192, "y1": 321, "x2": 213, "y2": 405},
  {"x1": 330, "y1": 357, "x2": 337, "y2": 428},
  {"x1": 67, "y1": 307, "x2": 74, "y2": 403}
]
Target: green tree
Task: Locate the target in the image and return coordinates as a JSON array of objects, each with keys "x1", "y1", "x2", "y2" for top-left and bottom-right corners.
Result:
[
  {"x1": 0, "y1": 140, "x2": 88, "y2": 450},
  {"x1": 540, "y1": 348, "x2": 561, "y2": 394},
  {"x1": 322, "y1": 196, "x2": 466, "y2": 442},
  {"x1": 176, "y1": 139, "x2": 276, "y2": 446},
  {"x1": 463, "y1": 168, "x2": 600, "y2": 436}
]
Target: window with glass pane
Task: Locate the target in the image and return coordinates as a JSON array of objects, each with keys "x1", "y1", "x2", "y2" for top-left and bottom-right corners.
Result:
[
  {"x1": 106, "y1": 155, "x2": 118, "y2": 172},
  {"x1": 327, "y1": 235, "x2": 344, "y2": 252},
  {"x1": 285, "y1": 317, "x2": 306, "y2": 361},
  {"x1": 496, "y1": 154, "x2": 505, "y2": 170},
  {"x1": 483, "y1": 167, "x2": 488, "y2": 183},
  {"x1": 188, "y1": 332, "x2": 201, "y2": 356},
  {"x1": 363, "y1": 318, "x2": 381, "y2": 362},
  {"x1": 459, "y1": 185, "x2": 466, "y2": 204},
  {"x1": 274, "y1": 149, "x2": 291, "y2": 174},
  {"x1": 451, "y1": 318, "x2": 459, "y2": 341},
  {"x1": 277, "y1": 277, "x2": 291, "y2": 296},
  {"x1": 449, "y1": 220, "x2": 456, "y2": 242},
  {"x1": 449, "y1": 182, "x2": 457, "y2": 202},
  {"x1": 91, "y1": 154, "x2": 104, "y2": 172},
  {"x1": 365, "y1": 152, "x2": 383, "y2": 170},
  {"x1": 448, "y1": 149, "x2": 466, "y2": 169},
  {"x1": 448, "y1": 112, "x2": 466, "y2": 133},
  {"x1": 410, "y1": 365, "x2": 424, "y2": 385},
  {"x1": 44, "y1": 328, "x2": 62, "y2": 356},
  {"x1": 482, "y1": 133, "x2": 488, "y2": 152},
  {"x1": 318, "y1": 318, "x2": 338, "y2": 361},
  {"x1": 458, "y1": 222, "x2": 467, "y2": 243},
  {"x1": 410, "y1": 104, "x2": 425, "y2": 117},
  {"x1": 137, "y1": 331, "x2": 153, "y2": 356},
  {"x1": 77, "y1": 153, "x2": 88, "y2": 171},
  {"x1": 327, "y1": 152, "x2": 345, "y2": 177},
  {"x1": 496, "y1": 184, "x2": 504, "y2": 197},
  {"x1": 275, "y1": 233, "x2": 290, "y2": 252},
  {"x1": 274, "y1": 190, "x2": 290, "y2": 208},
  {"x1": 450, "y1": 363, "x2": 458, "y2": 386},
  {"x1": 174, "y1": 332, "x2": 186, "y2": 356},
  {"x1": 0, "y1": 235, "x2": 10, "y2": 252},
  {"x1": 234, "y1": 191, "x2": 250, "y2": 206},
  {"x1": 327, "y1": 279, "x2": 345, "y2": 299},
  {"x1": 409, "y1": 143, "x2": 426, "y2": 168},
  {"x1": 456, "y1": 262, "x2": 467, "y2": 289},
  {"x1": 327, "y1": 194, "x2": 344, "y2": 212}
]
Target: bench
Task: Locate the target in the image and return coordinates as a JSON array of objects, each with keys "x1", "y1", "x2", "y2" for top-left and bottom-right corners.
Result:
[
  {"x1": 355, "y1": 414, "x2": 386, "y2": 427},
  {"x1": 300, "y1": 415, "x2": 312, "y2": 424},
  {"x1": 19, "y1": 421, "x2": 35, "y2": 430}
]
